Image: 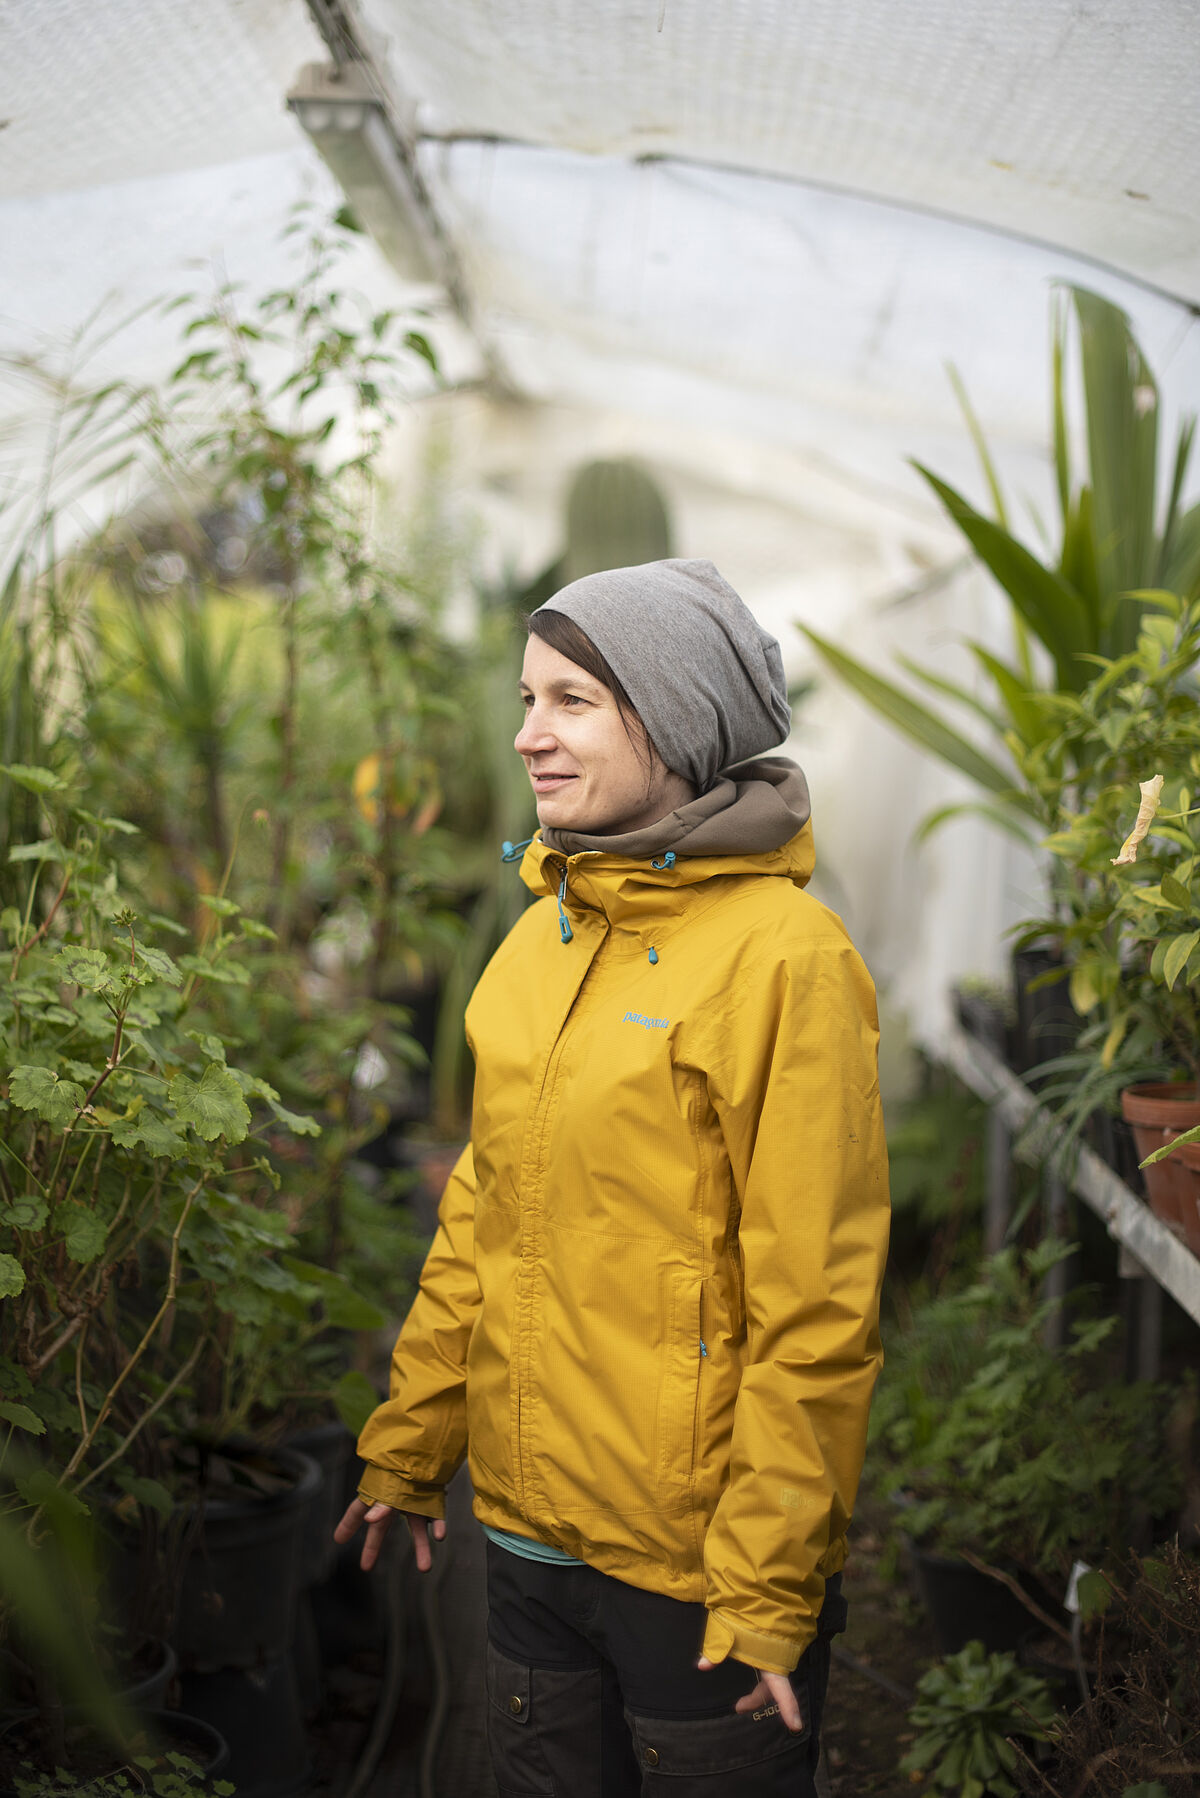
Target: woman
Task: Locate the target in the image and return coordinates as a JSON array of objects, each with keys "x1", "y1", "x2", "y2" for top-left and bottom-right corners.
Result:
[{"x1": 337, "y1": 558, "x2": 889, "y2": 1796}]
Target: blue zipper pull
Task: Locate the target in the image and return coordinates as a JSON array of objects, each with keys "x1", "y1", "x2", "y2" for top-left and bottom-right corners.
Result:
[
  {"x1": 648, "y1": 946, "x2": 659, "y2": 965},
  {"x1": 557, "y1": 866, "x2": 574, "y2": 944},
  {"x1": 699, "y1": 1339, "x2": 708, "y2": 1358}
]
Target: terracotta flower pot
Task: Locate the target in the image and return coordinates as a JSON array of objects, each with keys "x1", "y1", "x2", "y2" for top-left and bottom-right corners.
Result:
[
  {"x1": 1173, "y1": 1141, "x2": 1200, "y2": 1256},
  {"x1": 1120, "y1": 1082, "x2": 1200, "y2": 1248}
]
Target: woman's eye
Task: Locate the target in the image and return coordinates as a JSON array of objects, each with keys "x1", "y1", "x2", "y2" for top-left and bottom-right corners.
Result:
[{"x1": 562, "y1": 693, "x2": 584, "y2": 707}]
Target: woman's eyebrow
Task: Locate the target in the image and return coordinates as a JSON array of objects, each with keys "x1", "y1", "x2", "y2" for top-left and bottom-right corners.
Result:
[{"x1": 518, "y1": 675, "x2": 604, "y2": 696}]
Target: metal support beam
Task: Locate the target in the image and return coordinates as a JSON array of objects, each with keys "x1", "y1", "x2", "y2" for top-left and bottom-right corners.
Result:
[
  {"x1": 984, "y1": 1105, "x2": 1012, "y2": 1255},
  {"x1": 937, "y1": 1021, "x2": 1200, "y2": 1328}
]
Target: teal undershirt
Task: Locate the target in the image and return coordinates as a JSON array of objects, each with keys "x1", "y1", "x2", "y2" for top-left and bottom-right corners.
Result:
[{"x1": 482, "y1": 1524, "x2": 585, "y2": 1567}]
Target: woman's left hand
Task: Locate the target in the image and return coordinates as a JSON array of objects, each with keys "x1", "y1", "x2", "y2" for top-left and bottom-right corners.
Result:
[{"x1": 696, "y1": 1657, "x2": 804, "y2": 1732}]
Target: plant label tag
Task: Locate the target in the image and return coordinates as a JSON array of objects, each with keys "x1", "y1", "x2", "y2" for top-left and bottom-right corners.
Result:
[{"x1": 1064, "y1": 1559, "x2": 1092, "y2": 1615}]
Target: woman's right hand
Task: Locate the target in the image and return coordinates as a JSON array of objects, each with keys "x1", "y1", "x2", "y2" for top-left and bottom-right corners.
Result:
[{"x1": 334, "y1": 1497, "x2": 448, "y2": 1572}]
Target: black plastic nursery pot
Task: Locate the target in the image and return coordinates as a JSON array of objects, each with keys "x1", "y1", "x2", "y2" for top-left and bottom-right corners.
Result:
[
  {"x1": 1012, "y1": 947, "x2": 1080, "y2": 1081},
  {"x1": 165, "y1": 1444, "x2": 320, "y2": 1798},
  {"x1": 0, "y1": 1706, "x2": 228, "y2": 1795},
  {"x1": 908, "y1": 1541, "x2": 1058, "y2": 1657},
  {"x1": 178, "y1": 1660, "x2": 309, "y2": 1798},
  {"x1": 172, "y1": 1446, "x2": 321, "y2": 1670}
]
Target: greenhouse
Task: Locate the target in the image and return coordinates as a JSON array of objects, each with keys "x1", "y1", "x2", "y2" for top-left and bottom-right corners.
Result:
[{"x1": 1, "y1": 3, "x2": 1199, "y2": 1795}]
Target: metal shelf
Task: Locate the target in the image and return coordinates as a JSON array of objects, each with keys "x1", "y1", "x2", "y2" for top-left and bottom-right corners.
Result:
[{"x1": 937, "y1": 1020, "x2": 1200, "y2": 1329}]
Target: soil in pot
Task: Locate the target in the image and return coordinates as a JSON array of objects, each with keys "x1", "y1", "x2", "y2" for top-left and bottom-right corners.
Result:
[
  {"x1": 1120, "y1": 1082, "x2": 1200, "y2": 1243},
  {"x1": 0, "y1": 1706, "x2": 228, "y2": 1791}
]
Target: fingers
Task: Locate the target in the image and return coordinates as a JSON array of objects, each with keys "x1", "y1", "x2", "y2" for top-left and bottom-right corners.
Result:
[
  {"x1": 733, "y1": 1677, "x2": 769, "y2": 1714},
  {"x1": 732, "y1": 1671, "x2": 803, "y2": 1732},
  {"x1": 406, "y1": 1511, "x2": 447, "y2": 1572},
  {"x1": 333, "y1": 1497, "x2": 369, "y2": 1544}
]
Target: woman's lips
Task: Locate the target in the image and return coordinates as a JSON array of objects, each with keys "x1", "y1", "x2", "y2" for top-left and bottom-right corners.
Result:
[{"x1": 531, "y1": 772, "x2": 576, "y2": 790}]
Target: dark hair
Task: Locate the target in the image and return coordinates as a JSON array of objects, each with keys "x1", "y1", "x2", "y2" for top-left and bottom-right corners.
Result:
[{"x1": 525, "y1": 608, "x2": 654, "y2": 771}]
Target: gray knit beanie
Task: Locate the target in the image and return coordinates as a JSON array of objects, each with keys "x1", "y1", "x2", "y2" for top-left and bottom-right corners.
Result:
[{"x1": 534, "y1": 558, "x2": 791, "y2": 791}]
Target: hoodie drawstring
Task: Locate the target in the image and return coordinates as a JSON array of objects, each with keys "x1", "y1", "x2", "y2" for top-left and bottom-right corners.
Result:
[
  {"x1": 556, "y1": 866, "x2": 574, "y2": 944},
  {"x1": 500, "y1": 836, "x2": 534, "y2": 864},
  {"x1": 651, "y1": 852, "x2": 676, "y2": 870}
]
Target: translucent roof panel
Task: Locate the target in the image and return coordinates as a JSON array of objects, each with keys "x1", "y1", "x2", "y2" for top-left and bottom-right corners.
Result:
[{"x1": 366, "y1": 0, "x2": 1200, "y2": 304}]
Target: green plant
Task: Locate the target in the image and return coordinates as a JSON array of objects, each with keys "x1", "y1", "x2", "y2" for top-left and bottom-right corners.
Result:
[
  {"x1": 800, "y1": 287, "x2": 1200, "y2": 846},
  {"x1": 901, "y1": 1640, "x2": 1056, "y2": 1798},
  {"x1": 1006, "y1": 592, "x2": 1200, "y2": 1147},
  {"x1": 870, "y1": 1244, "x2": 1184, "y2": 1598},
  {"x1": 13, "y1": 1749, "x2": 232, "y2": 1797},
  {"x1": 1014, "y1": 1545, "x2": 1200, "y2": 1798}
]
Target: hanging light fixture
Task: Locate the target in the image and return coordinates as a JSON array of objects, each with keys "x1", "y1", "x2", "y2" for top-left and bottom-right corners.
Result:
[{"x1": 287, "y1": 61, "x2": 439, "y2": 283}]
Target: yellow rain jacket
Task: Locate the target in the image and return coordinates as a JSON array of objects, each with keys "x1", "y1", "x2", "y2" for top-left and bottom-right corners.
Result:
[{"x1": 358, "y1": 815, "x2": 889, "y2": 1673}]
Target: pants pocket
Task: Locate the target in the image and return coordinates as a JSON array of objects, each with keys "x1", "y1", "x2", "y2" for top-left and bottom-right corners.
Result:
[
  {"x1": 625, "y1": 1697, "x2": 816, "y2": 1796},
  {"x1": 485, "y1": 1640, "x2": 606, "y2": 1798}
]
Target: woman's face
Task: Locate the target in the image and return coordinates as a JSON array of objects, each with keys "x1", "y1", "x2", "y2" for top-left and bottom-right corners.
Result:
[{"x1": 515, "y1": 634, "x2": 694, "y2": 835}]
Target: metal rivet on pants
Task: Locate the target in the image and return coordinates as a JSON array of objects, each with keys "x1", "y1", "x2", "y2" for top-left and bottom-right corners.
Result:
[
  {"x1": 644, "y1": 1747, "x2": 659, "y2": 1766},
  {"x1": 508, "y1": 1695, "x2": 523, "y2": 1715}
]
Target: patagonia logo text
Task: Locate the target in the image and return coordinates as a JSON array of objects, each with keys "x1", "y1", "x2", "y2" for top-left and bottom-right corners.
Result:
[{"x1": 622, "y1": 1010, "x2": 669, "y2": 1031}]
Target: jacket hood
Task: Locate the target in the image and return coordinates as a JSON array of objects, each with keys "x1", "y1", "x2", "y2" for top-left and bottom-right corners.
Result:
[
  {"x1": 540, "y1": 755, "x2": 810, "y2": 861},
  {"x1": 520, "y1": 756, "x2": 814, "y2": 930}
]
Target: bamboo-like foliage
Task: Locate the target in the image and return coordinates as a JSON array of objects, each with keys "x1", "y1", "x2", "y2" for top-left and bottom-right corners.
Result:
[{"x1": 800, "y1": 286, "x2": 1200, "y2": 838}]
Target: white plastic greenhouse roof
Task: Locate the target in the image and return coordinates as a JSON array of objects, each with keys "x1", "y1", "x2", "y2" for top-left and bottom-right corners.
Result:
[{"x1": 3, "y1": 0, "x2": 1199, "y2": 538}]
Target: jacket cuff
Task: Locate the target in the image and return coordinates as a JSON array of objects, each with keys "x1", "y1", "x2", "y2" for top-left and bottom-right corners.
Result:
[
  {"x1": 701, "y1": 1609, "x2": 808, "y2": 1677},
  {"x1": 357, "y1": 1465, "x2": 446, "y2": 1519}
]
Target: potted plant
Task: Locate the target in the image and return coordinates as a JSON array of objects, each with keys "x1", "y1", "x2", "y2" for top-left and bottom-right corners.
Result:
[
  {"x1": 1005, "y1": 591, "x2": 1200, "y2": 1241},
  {"x1": 869, "y1": 1243, "x2": 1185, "y2": 1654},
  {"x1": 0, "y1": 762, "x2": 390, "y2": 1793},
  {"x1": 900, "y1": 1641, "x2": 1056, "y2": 1798}
]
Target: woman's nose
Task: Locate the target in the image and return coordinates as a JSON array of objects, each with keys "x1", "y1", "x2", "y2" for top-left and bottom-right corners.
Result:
[{"x1": 514, "y1": 706, "x2": 554, "y2": 755}]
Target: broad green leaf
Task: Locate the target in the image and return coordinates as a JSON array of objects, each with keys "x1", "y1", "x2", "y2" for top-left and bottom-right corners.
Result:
[
  {"x1": 1074, "y1": 287, "x2": 1157, "y2": 621},
  {"x1": 1161, "y1": 872, "x2": 1191, "y2": 911},
  {"x1": 913, "y1": 464, "x2": 1094, "y2": 683},
  {"x1": 1163, "y1": 930, "x2": 1200, "y2": 990},
  {"x1": 169, "y1": 1062, "x2": 251, "y2": 1143},
  {"x1": 185, "y1": 1031, "x2": 228, "y2": 1063},
  {"x1": 968, "y1": 646, "x2": 1045, "y2": 748},
  {"x1": 134, "y1": 944, "x2": 183, "y2": 986},
  {"x1": 0, "y1": 1400, "x2": 45, "y2": 1434},
  {"x1": 197, "y1": 894, "x2": 241, "y2": 917},
  {"x1": 54, "y1": 947, "x2": 118, "y2": 993},
  {"x1": 0, "y1": 1253, "x2": 26, "y2": 1297},
  {"x1": 114, "y1": 1472, "x2": 173, "y2": 1517},
  {"x1": 799, "y1": 626, "x2": 1024, "y2": 800},
  {"x1": 109, "y1": 1111, "x2": 189, "y2": 1159},
  {"x1": 7, "y1": 1065, "x2": 85, "y2": 1128},
  {"x1": 1, "y1": 1196, "x2": 49, "y2": 1231},
  {"x1": 13, "y1": 1467, "x2": 88, "y2": 1515},
  {"x1": 333, "y1": 1369, "x2": 380, "y2": 1435},
  {"x1": 238, "y1": 918, "x2": 278, "y2": 940},
  {"x1": 61, "y1": 1206, "x2": 107, "y2": 1265},
  {"x1": 0, "y1": 764, "x2": 65, "y2": 793},
  {"x1": 268, "y1": 1097, "x2": 321, "y2": 1137},
  {"x1": 8, "y1": 839, "x2": 66, "y2": 864}
]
